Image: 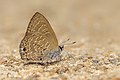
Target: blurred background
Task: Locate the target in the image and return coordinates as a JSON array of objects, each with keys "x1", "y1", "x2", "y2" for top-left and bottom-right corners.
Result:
[{"x1": 0, "y1": 0, "x2": 120, "y2": 50}]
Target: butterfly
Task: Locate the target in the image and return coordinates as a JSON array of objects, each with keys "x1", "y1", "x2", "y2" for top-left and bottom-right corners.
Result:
[{"x1": 19, "y1": 12, "x2": 75, "y2": 65}]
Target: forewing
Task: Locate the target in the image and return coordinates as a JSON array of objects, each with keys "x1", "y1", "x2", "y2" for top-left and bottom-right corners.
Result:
[{"x1": 27, "y1": 12, "x2": 58, "y2": 50}]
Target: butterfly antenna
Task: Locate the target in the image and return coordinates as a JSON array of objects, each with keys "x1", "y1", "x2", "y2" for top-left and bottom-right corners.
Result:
[
  {"x1": 63, "y1": 41, "x2": 76, "y2": 45},
  {"x1": 59, "y1": 38, "x2": 76, "y2": 51},
  {"x1": 61, "y1": 38, "x2": 70, "y2": 44},
  {"x1": 60, "y1": 38, "x2": 76, "y2": 46}
]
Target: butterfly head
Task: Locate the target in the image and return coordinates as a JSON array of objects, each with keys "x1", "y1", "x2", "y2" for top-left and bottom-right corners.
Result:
[
  {"x1": 59, "y1": 38, "x2": 76, "y2": 51},
  {"x1": 59, "y1": 45, "x2": 64, "y2": 51}
]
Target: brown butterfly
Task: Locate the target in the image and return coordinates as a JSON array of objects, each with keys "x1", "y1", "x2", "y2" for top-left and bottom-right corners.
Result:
[{"x1": 19, "y1": 12, "x2": 75, "y2": 65}]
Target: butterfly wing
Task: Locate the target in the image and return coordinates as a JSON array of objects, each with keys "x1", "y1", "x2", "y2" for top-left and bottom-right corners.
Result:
[
  {"x1": 19, "y1": 12, "x2": 59, "y2": 62},
  {"x1": 26, "y1": 12, "x2": 58, "y2": 47}
]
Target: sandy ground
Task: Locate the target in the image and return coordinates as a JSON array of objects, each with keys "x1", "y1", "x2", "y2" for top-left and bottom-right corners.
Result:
[{"x1": 0, "y1": 0, "x2": 120, "y2": 80}]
